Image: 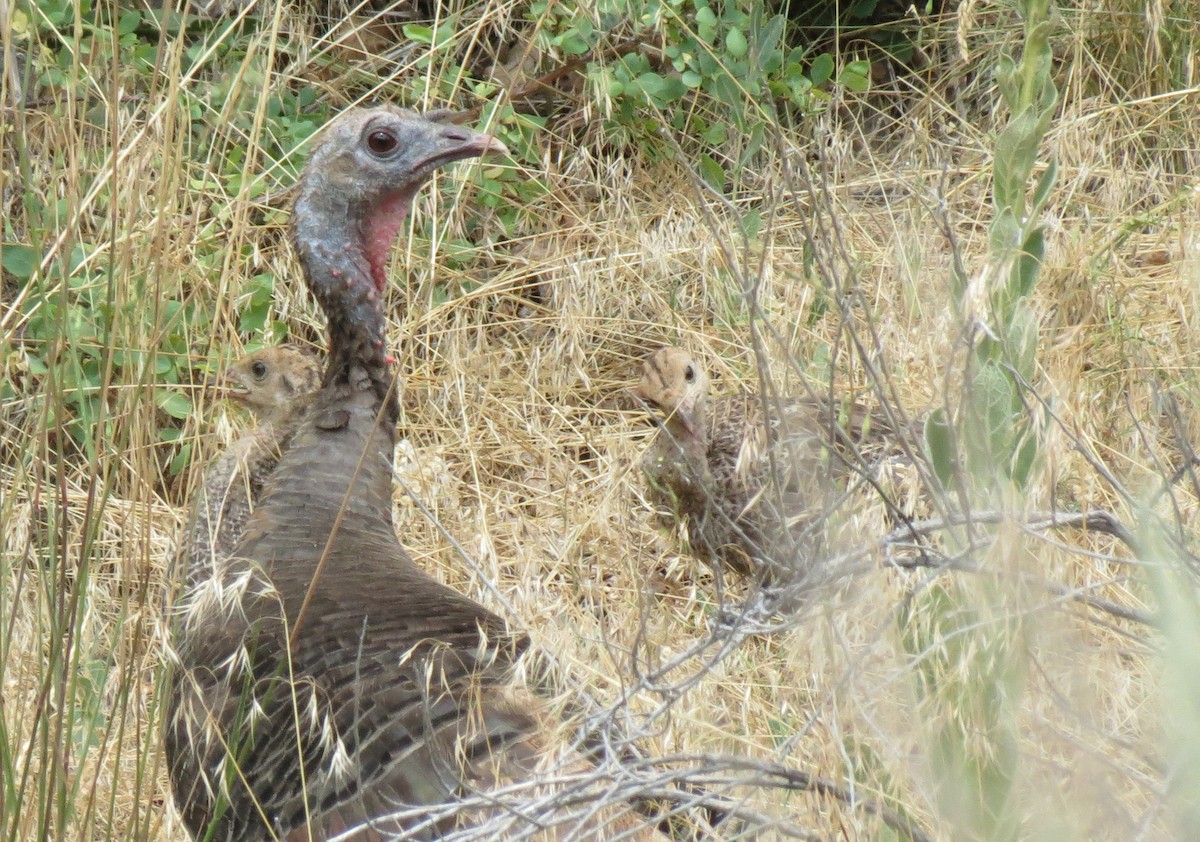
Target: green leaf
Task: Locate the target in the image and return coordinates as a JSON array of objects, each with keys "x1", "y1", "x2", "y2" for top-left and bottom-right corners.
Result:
[
  {"x1": 157, "y1": 389, "x2": 193, "y2": 421},
  {"x1": 988, "y1": 208, "x2": 1020, "y2": 263},
  {"x1": 695, "y1": 6, "x2": 717, "y2": 41},
  {"x1": 431, "y1": 19, "x2": 458, "y2": 49},
  {"x1": 403, "y1": 24, "x2": 433, "y2": 44},
  {"x1": 1, "y1": 244, "x2": 38, "y2": 279},
  {"x1": 1011, "y1": 425, "x2": 1040, "y2": 488},
  {"x1": 787, "y1": 74, "x2": 813, "y2": 107},
  {"x1": 168, "y1": 442, "x2": 193, "y2": 477},
  {"x1": 965, "y1": 359, "x2": 1021, "y2": 473},
  {"x1": 1013, "y1": 226, "x2": 1045, "y2": 299},
  {"x1": 634, "y1": 72, "x2": 686, "y2": 105},
  {"x1": 742, "y1": 209, "x2": 761, "y2": 240},
  {"x1": 239, "y1": 304, "x2": 269, "y2": 336},
  {"x1": 117, "y1": 10, "x2": 141, "y2": 36},
  {"x1": 1007, "y1": 303, "x2": 1040, "y2": 381},
  {"x1": 720, "y1": 6, "x2": 749, "y2": 27},
  {"x1": 247, "y1": 272, "x2": 275, "y2": 301},
  {"x1": 838, "y1": 60, "x2": 871, "y2": 93},
  {"x1": 996, "y1": 52, "x2": 1018, "y2": 110},
  {"x1": 993, "y1": 106, "x2": 1043, "y2": 212},
  {"x1": 702, "y1": 122, "x2": 727, "y2": 145},
  {"x1": 756, "y1": 14, "x2": 786, "y2": 60},
  {"x1": 1029, "y1": 156, "x2": 1057, "y2": 218},
  {"x1": 709, "y1": 72, "x2": 742, "y2": 110},
  {"x1": 557, "y1": 31, "x2": 589, "y2": 55},
  {"x1": 699, "y1": 154, "x2": 725, "y2": 192},
  {"x1": 739, "y1": 121, "x2": 764, "y2": 167},
  {"x1": 726, "y1": 28, "x2": 748, "y2": 59},
  {"x1": 923, "y1": 408, "x2": 956, "y2": 489}
]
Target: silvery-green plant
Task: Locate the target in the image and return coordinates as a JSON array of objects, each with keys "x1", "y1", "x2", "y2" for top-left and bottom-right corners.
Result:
[
  {"x1": 926, "y1": 0, "x2": 1057, "y2": 497},
  {"x1": 904, "y1": 2, "x2": 1058, "y2": 839}
]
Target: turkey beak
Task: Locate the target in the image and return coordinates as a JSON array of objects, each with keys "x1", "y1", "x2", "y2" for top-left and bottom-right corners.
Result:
[
  {"x1": 460, "y1": 124, "x2": 508, "y2": 158},
  {"x1": 477, "y1": 133, "x2": 509, "y2": 157},
  {"x1": 413, "y1": 125, "x2": 509, "y2": 173}
]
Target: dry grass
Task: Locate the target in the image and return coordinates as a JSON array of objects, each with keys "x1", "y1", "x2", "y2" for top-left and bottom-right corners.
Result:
[{"x1": 2, "y1": 0, "x2": 1200, "y2": 839}]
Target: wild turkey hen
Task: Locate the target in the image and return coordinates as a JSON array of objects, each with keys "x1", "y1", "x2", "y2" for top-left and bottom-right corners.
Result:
[
  {"x1": 175, "y1": 343, "x2": 322, "y2": 591},
  {"x1": 166, "y1": 108, "x2": 662, "y2": 841},
  {"x1": 635, "y1": 346, "x2": 906, "y2": 588}
]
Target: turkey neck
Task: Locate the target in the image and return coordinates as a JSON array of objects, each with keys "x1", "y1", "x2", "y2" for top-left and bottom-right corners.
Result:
[
  {"x1": 291, "y1": 188, "x2": 405, "y2": 424},
  {"x1": 668, "y1": 393, "x2": 710, "y2": 459},
  {"x1": 661, "y1": 403, "x2": 714, "y2": 501},
  {"x1": 247, "y1": 184, "x2": 411, "y2": 570}
]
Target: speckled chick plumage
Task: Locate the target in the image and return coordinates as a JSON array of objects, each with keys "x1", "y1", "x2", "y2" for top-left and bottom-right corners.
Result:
[
  {"x1": 174, "y1": 344, "x2": 322, "y2": 590},
  {"x1": 635, "y1": 346, "x2": 899, "y2": 583}
]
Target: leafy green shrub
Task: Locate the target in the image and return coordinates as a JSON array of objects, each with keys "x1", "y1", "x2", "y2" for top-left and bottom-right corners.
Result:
[{"x1": 534, "y1": 0, "x2": 869, "y2": 168}]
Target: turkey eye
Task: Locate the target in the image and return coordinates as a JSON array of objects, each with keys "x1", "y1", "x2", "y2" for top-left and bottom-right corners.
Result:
[
  {"x1": 684, "y1": 365, "x2": 695, "y2": 383},
  {"x1": 251, "y1": 361, "x2": 268, "y2": 379},
  {"x1": 366, "y1": 129, "x2": 398, "y2": 156}
]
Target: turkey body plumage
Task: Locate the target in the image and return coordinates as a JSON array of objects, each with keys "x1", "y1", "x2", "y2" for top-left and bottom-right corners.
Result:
[{"x1": 169, "y1": 381, "x2": 533, "y2": 840}]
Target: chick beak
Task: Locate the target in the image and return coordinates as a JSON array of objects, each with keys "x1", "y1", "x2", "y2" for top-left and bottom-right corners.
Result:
[
  {"x1": 210, "y1": 374, "x2": 248, "y2": 402},
  {"x1": 672, "y1": 401, "x2": 700, "y2": 439}
]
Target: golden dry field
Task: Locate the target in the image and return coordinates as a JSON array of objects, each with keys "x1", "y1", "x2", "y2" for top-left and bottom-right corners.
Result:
[{"x1": 2, "y1": 0, "x2": 1199, "y2": 838}]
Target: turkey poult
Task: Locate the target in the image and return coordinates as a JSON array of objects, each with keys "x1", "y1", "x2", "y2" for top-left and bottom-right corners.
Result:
[
  {"x1": 166, "y1": 108, "x2": 663, "y2": 841},
  {"x1": 174, "y1": 343, "x2": 322, "y2": 592},
  {"x1": 634, "y1": 346, "x2": 903, "y2": 588},
  {"x1": 218, "y1": 344, "x2": 322, "y2": 427}
]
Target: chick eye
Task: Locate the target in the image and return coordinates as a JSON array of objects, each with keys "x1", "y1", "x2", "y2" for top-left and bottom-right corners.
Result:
[
  {"x1": 684, "y1": 365, "x2": 696, "y2": 383},
  {"x1": 251, "y1": 361, "x2": 268, "y2": 379},
  {"x1": 366, "y1": 128, "x2": 399, "y2": 156}
]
